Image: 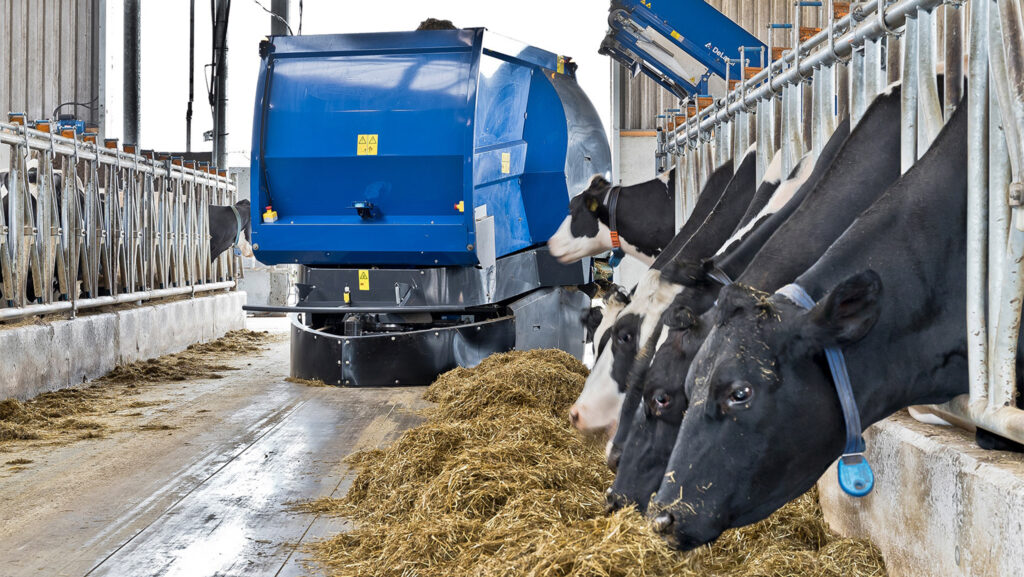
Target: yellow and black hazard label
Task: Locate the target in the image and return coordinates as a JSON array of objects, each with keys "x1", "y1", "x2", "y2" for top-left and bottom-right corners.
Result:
[
  {"x1": 358, "y1": 269, "x2": 370, "y2": 290},
  {"x1": 357, "y1": 134, "x2": 378, "y2": 156},
  {"x1": 501, "y1": 152, "x2": 511, "y2": 174}
]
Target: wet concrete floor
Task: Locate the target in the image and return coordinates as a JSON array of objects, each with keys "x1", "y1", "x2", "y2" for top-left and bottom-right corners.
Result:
[{"x1": 0, "y1": 317, "x2": 428, "y2": 577}]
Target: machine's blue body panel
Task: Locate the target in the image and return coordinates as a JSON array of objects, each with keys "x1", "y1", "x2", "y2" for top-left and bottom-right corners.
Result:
[
  {"x1": 604, "y1": 0, "x2": 766, "y2": 98},
  {"x1": 251, "y1": 29, "x2": 607, "y2": 267}
]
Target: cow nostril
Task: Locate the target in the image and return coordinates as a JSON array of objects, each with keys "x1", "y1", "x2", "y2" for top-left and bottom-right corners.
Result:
[
  {"x1": 568, "y1": 406, "x2": 580, "y2": 425},
  {"x1": 605, "y1": 488, "x2": 623, "y2": 513},
  {"x1": 653, "y1": 513, "x2": 675, "y2": 534}
]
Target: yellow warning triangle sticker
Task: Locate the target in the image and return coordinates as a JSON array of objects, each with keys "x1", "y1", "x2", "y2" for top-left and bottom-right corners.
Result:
[
  {"x1": 359, "y1": 271, "x2": 368, "y2": 279},
  {"x1": 358, "y1": 136, "x2": 367, "y2": 144},
  {"x1": 369, "y1": 136, "x2": 377, "y2": 144}
]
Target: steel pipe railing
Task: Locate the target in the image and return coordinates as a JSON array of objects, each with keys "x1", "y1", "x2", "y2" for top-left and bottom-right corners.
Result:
[
  {"x1": 649, "y1": 0, "x2": 1024, "y2": 444},
  {"x1": 666, "y1": 0, "x2": 946, "y2": 151},
  {"x1": 1, "y1": 121, "x2": 240, "y2": 323},
  {"x1": 0, "y1": 281, "x2": 235, "y2": 322}
]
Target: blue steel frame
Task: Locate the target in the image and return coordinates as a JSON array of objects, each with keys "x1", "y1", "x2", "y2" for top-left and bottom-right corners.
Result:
[{"x1": 601, "y1": 34, "x2": 690, "y2": 98}]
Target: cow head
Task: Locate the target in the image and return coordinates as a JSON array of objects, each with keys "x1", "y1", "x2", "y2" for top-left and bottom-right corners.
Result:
[
  {"x1": 649, "y1": 272, "x2": 882, "y2": 550},
  {"x1": 607, "y1": 300, "x2": 705, "y2": 514},
  {"x1": 569, "y1": 298, "x2": 637, "y2": 435},
  {"x1": 235, "y1": 199, "x2": 254, "y2": 257},
  {"x1": 548, "y1": 174, "x2": 614, "y2": 264},
  {"x1": 570, "y1": 268, "x2": 682, "y2": 450},
  {"x1": 570, "y1": 282, "x2": 630, "y2": 435}
]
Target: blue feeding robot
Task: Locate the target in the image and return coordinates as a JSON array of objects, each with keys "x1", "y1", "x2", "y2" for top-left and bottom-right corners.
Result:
[{"x1": 246, "y1": 28, "x2": 611, "y2": 386}]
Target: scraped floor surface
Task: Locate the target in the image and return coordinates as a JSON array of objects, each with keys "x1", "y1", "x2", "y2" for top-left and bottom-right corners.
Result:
[{"x1": 0, "y1": 317, "x2": 429, "y2": 577}]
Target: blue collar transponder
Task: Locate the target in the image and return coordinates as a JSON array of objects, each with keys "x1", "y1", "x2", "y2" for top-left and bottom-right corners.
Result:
[
  {"x1": 776, "y1": 283, "x2": 875, "y2": 498},
  {"x1": 230, "y1": 205, "x2": 244, "y2": 256},
  {"x1": 608, "y1": 248, "x2": 626, "y2": 268}
]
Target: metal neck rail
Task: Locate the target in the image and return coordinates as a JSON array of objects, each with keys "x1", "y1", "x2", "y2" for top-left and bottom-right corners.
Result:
[
  {"x1": 650, "y1": 0, "x2": 1024, "y2": 444},
  {"x1": 666, "y1": 0, "x2": 945, "y2": 151},
  {"x1": 1, "y1": 121, "x2": 239, "y2": 322}
]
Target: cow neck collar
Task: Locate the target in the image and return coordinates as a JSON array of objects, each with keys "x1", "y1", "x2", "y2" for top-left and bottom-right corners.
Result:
[
  {"x1": 229, "y1": 205, "x2": 244, "y2": 253},
  {"x1": 607, "y1": 186, "x2": 621, "y2": 249},
  {"x1": 707, "y1": 267, "x2": 733, "y2": 286},
  {"x1": 775, "y1": 283, "x2": 875, "y2": 498}
]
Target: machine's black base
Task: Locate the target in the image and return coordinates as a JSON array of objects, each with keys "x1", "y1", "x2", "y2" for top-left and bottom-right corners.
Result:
[{"x1": 289, "y1": 314, "x2": 516, "y2": 386}]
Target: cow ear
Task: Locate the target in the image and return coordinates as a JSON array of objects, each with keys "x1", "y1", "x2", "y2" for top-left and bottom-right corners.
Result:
[
  {"x1": 663, "y1": 303, "x2": 697, "y2": 330},
  {"x1": 714, "y1": 283, "x2": 759, "y2": 326},
  {"x1": 612, "y1": 287, "x2": 631, "y2": 306},
  {"x1": 661, "y1": 259, "x2": 709, "y2": 287},
  {"x1": 579, "y1": 281, "x2": 603, "y2": 299},
  {"x1": 580, "y1": 307, "x2": 603, "y2": 340},
  {"x1": 587, "y1": 173, "x2": 611, "y2": 191},
  {"x1": 802, "y1": 270, "x2": 883, "y2": 347}
]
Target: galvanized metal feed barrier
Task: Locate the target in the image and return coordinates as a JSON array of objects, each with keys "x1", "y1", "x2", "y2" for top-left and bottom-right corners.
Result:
[
  {"x1": 657, "y1": 0, "x2": 1024, "y2": 444},
  {"x1": 0, "y1": 121, "x2": 239, "y2": 322}
]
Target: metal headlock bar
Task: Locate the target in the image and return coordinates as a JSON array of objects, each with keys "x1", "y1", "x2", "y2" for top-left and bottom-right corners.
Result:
[
  {"x1": 0, "y1": 122, "x2": 239, "y2": 323},
  {"x1": 668, "y1": 0, "x2": 945, "y2": 150},
  {"x1": 653, "y1": 0, "x2": 1024, "y2": 444}
]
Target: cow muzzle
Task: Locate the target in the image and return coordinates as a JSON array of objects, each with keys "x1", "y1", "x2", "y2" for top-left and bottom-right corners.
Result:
[{"x1": 237, "y1": 239, "x2": 254, "y2": 258}]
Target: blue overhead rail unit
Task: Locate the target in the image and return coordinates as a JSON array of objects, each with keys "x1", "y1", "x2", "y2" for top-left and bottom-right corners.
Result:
[
  {"x1": 601, "y1": 32, "x2": 690, "y2": 99},
  {"x1": 602, "y1": 0, "x2": 767, "y2": 99}
]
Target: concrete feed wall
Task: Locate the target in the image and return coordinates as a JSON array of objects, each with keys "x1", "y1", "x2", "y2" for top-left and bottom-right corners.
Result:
[
  {"x1": 818, "y1": 412, "x2": 1024, "y2": 577},
  {"x1": 0, "y1": 291, "x2": 246, "y2": 400}
]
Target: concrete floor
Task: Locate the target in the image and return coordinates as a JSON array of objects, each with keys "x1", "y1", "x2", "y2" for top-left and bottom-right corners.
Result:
[{"x1": 0, "y1": 317, "x2": 429, "y2": 577}]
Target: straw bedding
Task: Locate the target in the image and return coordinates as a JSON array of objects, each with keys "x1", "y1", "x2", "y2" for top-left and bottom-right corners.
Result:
[
  {"x1": 304, "y1": 349, "x2": 887, "y2": 577},
  {"x1": 1, "y1": 329, "x2": 271, "y2": 446}
]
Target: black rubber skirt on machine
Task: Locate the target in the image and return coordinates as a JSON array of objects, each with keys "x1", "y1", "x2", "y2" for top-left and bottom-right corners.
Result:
[{"x1": 289, "y1": 314, "x2": 516, "y2": 387}]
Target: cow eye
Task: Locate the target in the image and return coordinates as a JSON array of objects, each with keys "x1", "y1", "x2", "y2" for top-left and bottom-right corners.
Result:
[
  {"x1": 617, "y1": 329, "x2": 633, "y2": 345},
  {"x1": 654, "y1": 391, "x2": 671, "y2": 408},
  {"x1": 727, "y1": 383, "x2": 754, "y2": 407}
]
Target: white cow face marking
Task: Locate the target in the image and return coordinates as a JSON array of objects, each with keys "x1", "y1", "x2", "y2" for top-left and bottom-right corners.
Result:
[
  {"x1": 570, "y1": 270, "x2": 677, "y2": 438},
  {"x1": 548, "y1": 175, "x2": 616, "y2": 264},
  {"x1": 570, "y1": 345, "x2": 624, "y2": 435},
  {"x1": 548, "y1": 216, "x2": 614, "y2": 264}
]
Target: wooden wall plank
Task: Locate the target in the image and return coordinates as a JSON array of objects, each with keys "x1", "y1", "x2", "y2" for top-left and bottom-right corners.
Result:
[
  {"x1": 59, "y1": 0, "x2": 76, "y2": 115},
  {"x1": 76, "y1": 0, "x2": 94, "y2": 123},
  {"x1": 43, "y1": 0, "x2": 60, "y2": 120},
  {"x1": 26, "y1": 0, "x2": 43, "y2": 119},
  {"x1": 10, "y1": 0, "x2": 27, "y2": 116},
  {"x1": 0, "y1": 0, "x2": 10, "y2": 118}
]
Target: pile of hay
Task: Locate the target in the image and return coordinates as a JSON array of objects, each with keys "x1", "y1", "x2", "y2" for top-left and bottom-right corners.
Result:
[
  {"x1": 304, "y1": 349, "x2": 886, "y2": 577},
  {"x1": 101, "y1": 329, "x2": 270, "y2": 384},
  {"x1": 1, "y1": 329, "x2": 272, "y2": 446}
]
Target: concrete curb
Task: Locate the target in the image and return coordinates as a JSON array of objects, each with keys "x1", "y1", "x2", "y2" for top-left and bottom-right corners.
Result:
[
  {"x1": 0, "y1": 291, "x2": 246, "y2": 400},
  {"x1": 818, "y1": 411, "x2": 1024, "y2": 577}
]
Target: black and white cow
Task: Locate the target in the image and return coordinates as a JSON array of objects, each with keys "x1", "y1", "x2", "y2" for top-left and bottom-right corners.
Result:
[
  {"x1": 548, "y1": 170, "x2": 677, "y2": 265},
  {"x1": 648, "y1": 94, "x2": 967, "y2": 551},
  {"x1": 579, "y1": 282, "x2": 631, "y2": 362},
  {"x1": 565, "y1": 159, "x2": 733, "y2": 433},
  {"x1": 571, "y1": 284, "x2": 631, "y2": 433},
  {"x1": 572, "y1": 147, "x2": 765, "y2": 441},
  {"x1": 601, "y1": 145, "x2": 826, "y2": 481},
  {"x1": 209, "y1": 199, "x2": 253, "y2": 260},
  {"x1": 607, "y1": 85, "x2": 904, "y2": 513}
]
